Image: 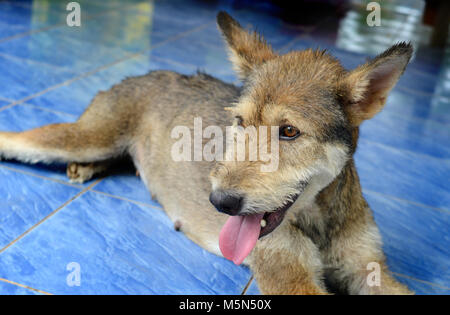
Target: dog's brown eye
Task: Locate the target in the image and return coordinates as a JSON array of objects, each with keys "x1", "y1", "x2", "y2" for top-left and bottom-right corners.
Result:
[{"x1": 280, "y1": 125, "x2": 300, "y2": 140}]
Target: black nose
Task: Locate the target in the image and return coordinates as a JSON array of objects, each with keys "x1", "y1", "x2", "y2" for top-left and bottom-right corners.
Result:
[{"x1": 209, "y1": 190, "x2": 243, "y2": 216}]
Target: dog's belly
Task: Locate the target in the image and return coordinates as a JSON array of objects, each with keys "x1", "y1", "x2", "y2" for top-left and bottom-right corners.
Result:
[{"x1": 132, "y1": 132, "x2": 228, "y2": 256}]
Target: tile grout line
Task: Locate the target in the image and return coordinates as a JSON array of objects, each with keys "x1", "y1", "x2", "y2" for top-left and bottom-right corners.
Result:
[
  {"x1": 0, "y1": 48, "x2": 135, "y2": 111},
  {"x1": 0, "y1": 164, "x2": 82, "y2": 189},
  {"x1": 0, "y1": 52, "x2": 68, "y2": 72},
  {"x1": 240, "y1": 275, "x2": 254, "y2": 295},
  {"x1": 90, "y1": 189, "x2": 164, "y2": 212},
  {"x1": 0, "y1": 163, "x2": 165, "y2": 214},
  {"x1": 111, "y1": 253, "x2": 216, "y2": 295},
  {"x1": 0, "y1": 21, "x2": 214, "y2": 113},
  {"x1": 381, "y1": 102, "x2": 450, "y2": 127},
  {"x1": 0, "y1": 277, "x2": 53, "y2": 295},
  {"x1": 393, "y1": 272, "x2": 450, "y2": 291},
  {"x1": 397, "y1": 85, "x2": 436, "y2": 97},
  {"x1": 364, "y1": 188, "x2": 450, "y2": 214},
  {"x1": 0, "y1": 96, "x2": 14, "y2": 102},
  {"x1": 20, "y1": 103, "x2": 79, "y2": 118},
  {"x1": 0, "y1": 162, "x2": 167, "y2": 212},
  {"x1": 407, "y1": 65, "x2": 441, "y2": 79},
  {"x1": 0, "y1": 178, "x2": 102, "y2": 255},
  {"x1": 360, "y1": 137, "x2": 450, "y2": 163}
]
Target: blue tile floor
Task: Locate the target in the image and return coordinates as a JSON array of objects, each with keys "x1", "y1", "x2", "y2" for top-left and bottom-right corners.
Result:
[{"x1": 0, "y1": 0, "x2": 449, "y2": 295}]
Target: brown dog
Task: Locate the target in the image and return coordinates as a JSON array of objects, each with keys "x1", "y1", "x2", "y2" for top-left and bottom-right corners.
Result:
[{"x1": 0, "y1": 12, "x2": 413, "y2": 294}]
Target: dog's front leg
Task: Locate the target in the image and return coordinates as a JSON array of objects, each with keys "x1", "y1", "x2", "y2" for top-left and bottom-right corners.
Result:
[
  {"x1": 247, "y1": 223, "x2": 328, "y2": 295},
  {"x1": 324, "y1": 224, "x2": 413, "y2": 295}
]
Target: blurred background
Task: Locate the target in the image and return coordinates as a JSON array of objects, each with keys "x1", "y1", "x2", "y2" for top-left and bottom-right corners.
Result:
[{"x1": 0, "y1": 0, "x2": 448, "y2": 295}]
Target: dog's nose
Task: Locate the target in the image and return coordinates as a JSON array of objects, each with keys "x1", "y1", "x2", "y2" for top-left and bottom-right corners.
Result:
[{"x1": 209, "y1": 190, "x2": 243, "y2": 216}]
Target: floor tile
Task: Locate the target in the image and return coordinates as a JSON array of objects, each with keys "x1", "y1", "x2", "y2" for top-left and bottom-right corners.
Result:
[
  {"x1": 0, "y1": 0, "x2": 93, "y2": 39},
  {"x1": 0, "y1": 191, "x2": 251, "y2": 294},
  {"x1": 92, "y1": 172, "x2": 158, "y2": 207},
  {"x1": 148, "y1": 26, "x2": 237, "y2": 83},
  {"x1": 0, "y1": 167, "x2": 81, "y2": 249},
  {"x1": 0, "y1": 53, "x2": 76, "y2": 100},
  {"x1": 0, "y1": 1, "x2": 213, "y2": 85},
  {"x1": 0, "y1": 26, "x2": 130, "y2": 75},
  {"x1": 355, "y1": 139, "x2": 450, "y2": 210},
  {"x1": 0, "y1": 20, "x2": 28, "y2": 42},
  {"x1": 0, "y1": 103, "x2": 75, "y2": 132},
  {"x1": 43, "y1": 1, "x2": 215, "y2": 56},
  {"x1": 360, "y1": 106, "x2": 450, "y2": 159},
  {"x1": 0, "y1": 100, "x2": 9, "y2": 108},
  {"x1": 396, "y1": 70, "x2": 439, "y2": 96},
  {"x1": 25, "y1": 54, "x2": 203, "y2": 117},
  {"x1": 383, "y1": 90, "x2": 450, "y2": 125},
  {"x1": 366, "y1": 191, "x2": 450, "y2": 290},
  {"x1": 0, "y1": 0, "x2": 148, "y2": 41},
  {"x1": 392, "y1": 275, "x2": 450, "y2": 295},
  {"x1": 48, "y1": 7, "x2": 155, "y2": 55},
  {"x1": 0, "y1": 1, "x2": 50, "y2": 39},
  {"x1": 0, "y1": 280, "x2": 43, "y2": 295}
]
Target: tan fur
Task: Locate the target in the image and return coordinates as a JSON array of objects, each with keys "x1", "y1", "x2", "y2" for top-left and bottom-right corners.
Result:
[{"x1": 0, "y1": 12, "x2": 413, "y2": 294}]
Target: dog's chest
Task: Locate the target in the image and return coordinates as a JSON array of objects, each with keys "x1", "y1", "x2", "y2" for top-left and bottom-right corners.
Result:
[{"x1": 291, "y1": 203, "x2": 329, "y2": 248}]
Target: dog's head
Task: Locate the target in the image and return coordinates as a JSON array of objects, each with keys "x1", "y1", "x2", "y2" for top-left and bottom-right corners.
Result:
[{"x1": 210, "y1": 12, "x2": 412, "y2": 264}]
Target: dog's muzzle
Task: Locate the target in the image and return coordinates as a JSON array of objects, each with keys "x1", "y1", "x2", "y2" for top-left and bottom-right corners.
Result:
[{"x1": 209, "y1": 190, "x2": 243, "y2": 216}]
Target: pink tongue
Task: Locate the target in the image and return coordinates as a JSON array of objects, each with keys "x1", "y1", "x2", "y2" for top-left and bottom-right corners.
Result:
[{"x1": 219, "y1": 213, "x2": 264, "y2": 265}]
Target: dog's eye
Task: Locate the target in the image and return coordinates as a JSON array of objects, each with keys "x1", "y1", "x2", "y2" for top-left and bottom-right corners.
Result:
[
  {"x1": 279, "y1": 125, "x2": 300, "y2": 140},
  {"x1": 235, "y1": 116, "x2": 243, "y2": 126}
]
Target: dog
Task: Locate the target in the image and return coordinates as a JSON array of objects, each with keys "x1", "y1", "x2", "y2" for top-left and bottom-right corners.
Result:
[{"x1": 0, "y1": 12, "x2": 413, "y2": 294}]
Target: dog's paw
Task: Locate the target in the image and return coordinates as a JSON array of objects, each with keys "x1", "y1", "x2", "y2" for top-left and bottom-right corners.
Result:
[{"x1": 67, "y1": 162, "x2": 95, "y2": 184}]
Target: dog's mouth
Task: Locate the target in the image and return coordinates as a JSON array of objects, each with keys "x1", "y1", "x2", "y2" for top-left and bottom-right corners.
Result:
[
  {"x1": 260, "y1": 195, "x2": 299, "y2": 238},
  {"x1": 219, "y1": 193, "x2": 300, "y2": 265}
]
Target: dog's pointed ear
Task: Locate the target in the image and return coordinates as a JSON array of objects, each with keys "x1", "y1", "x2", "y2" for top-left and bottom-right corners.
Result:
[
  {"x1": 217, "y1": 11, "x2": 276, "y2": 80},
  {"x1": 342, "y1": 42, "x2": 413, "y2": 127}
]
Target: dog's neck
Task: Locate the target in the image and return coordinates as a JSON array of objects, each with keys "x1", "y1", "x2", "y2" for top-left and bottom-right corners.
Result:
[
  {"x1": 292, "y1": 158, "x2": 370, "y2": 248},
  {"x1": 318, "y1": 159, "x2": 368, "y2": 224}
]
